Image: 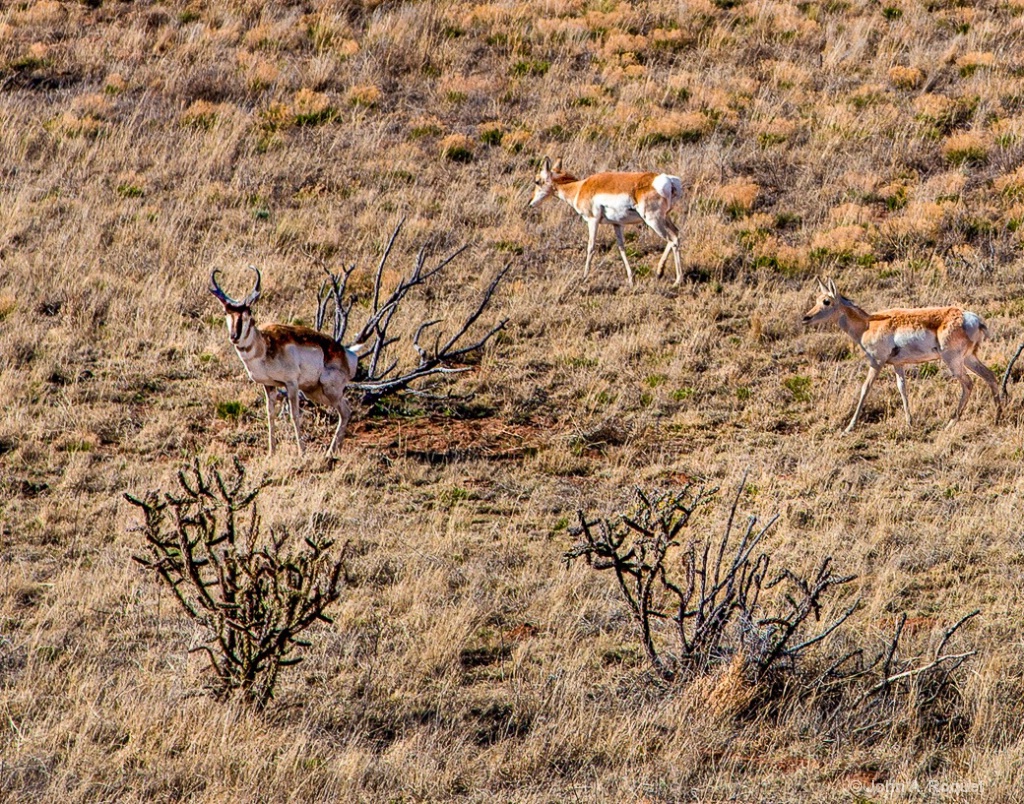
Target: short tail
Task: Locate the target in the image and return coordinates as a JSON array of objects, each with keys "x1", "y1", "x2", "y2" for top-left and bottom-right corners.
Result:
[
  {"x1": 345, "y1": 340, "x2": 373, "y2": 378},
  {"x1": 652, "y1": 174, "x2": 685, "y2": 210},
  {"x1": 963, "y1": 311, "x2": 987, "y2": 350}
]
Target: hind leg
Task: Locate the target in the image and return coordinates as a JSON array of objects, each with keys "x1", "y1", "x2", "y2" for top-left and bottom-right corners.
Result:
[
  {"x1": 320, "y1": 371, "x2": 353, "y2": 454},
  {"x1": 327, "y1": 396, "x2": 352, "y2": 455},
  {"x1": 941, "y1": 353, "x2": 973, "y2": 426},
  {"x1": 964, "y1": 352, "x2": 1002, "y2": 423},
  {"x1": 647, "y1": 215, "x2": 682, "y2": 284}
]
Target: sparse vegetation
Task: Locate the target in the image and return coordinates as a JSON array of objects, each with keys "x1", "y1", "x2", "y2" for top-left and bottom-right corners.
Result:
[
  {"x1": 2, "y1": 1, "x2": 1024, "y2": 801},
  {"x1": 565, "y1": 483, "x2": 857, "y2": 680}
]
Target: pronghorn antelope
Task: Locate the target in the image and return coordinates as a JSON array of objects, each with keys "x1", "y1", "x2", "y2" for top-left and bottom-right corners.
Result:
[
  {"x1": 529, "y1": 157, "x2": 685, "y2": 286},
  {"x1": 802, "y1": 278, "x2": 1002, "y2": 432},
  {"x1": 209, "y1": 267, "x2": 361, "y2": 455}
]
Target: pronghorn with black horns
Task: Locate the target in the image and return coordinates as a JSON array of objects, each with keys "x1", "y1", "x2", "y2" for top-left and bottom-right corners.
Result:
[
  {"x1": 529, "y1": 157, "x2": 686, "y2": 286},
  {"x1": 209, "y1": 267, "x2": 363, "y2": 456},
  {"x1": 802, "y1": 277, "x2": 1002, "y2": 432}
]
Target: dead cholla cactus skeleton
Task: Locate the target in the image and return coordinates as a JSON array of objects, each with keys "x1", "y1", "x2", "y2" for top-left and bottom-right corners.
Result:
[
  {"x1": 565, "y1": 479, "x2": 980, "y2": 734},
  {"x1": 565, "y1": 478, "x2": 859, "y2": 682},
  {"x1": 126, "y1": 458, "x2": 350, "y2": 709},
  {"x1": 311, "y1": 220, "x2": 512, "y2": 407}
]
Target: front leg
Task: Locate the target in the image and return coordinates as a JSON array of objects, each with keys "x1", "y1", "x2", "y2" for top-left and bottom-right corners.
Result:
[
  {"x1": 846, "y1": 364, "x2": 879, "y2": 433},
  {"x1": 263, "y1": 385, "x2": 278, "y2": 454},
  {"x1": 612, "y1": 225, "x2": 634, "y2": 286},
  {"x1": 893, "y1": 365, "x2": 912, "y2": 426},
  {"x1": 583, "y1": 216, "x2": 599, "y2": 280},
  {"x1": 285, "y1": 382, "x2": 304, "y2": 454}
]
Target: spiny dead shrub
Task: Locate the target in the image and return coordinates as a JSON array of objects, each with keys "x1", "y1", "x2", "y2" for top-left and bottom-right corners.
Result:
[
  {"x1": 565, "y1": 479, "x2": 858, "y2": 683},
  {"x1": 565, "y1": 478, "x2": 979, "y2": 741},
  {"x1": 814, "y1": 609, "x2": 980, "y2": 745},
  {"x1": 126, "y1": 459, "x2": 350, "y2": 710}
]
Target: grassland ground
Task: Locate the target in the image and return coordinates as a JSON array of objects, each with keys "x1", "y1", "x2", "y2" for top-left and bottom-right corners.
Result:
[{"x1": 2, "y1": 1, "x2": 1024, "y2": 801}]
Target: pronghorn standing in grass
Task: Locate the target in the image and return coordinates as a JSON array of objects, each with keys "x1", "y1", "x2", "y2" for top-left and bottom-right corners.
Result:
[
  {"x1": 802, "y1": 277, "x2": 1002, "y2": 432},
  {"x1": 209, "y1": 267, "x2": 361, "y2": 456},
  {"x1": 529, "y1": 157, "x2": 685, "y2": 286}
]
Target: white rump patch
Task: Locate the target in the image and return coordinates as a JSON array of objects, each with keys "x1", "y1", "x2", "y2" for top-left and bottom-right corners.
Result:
[
  {"x1": 652, "y1": 174, "x2": 684, "y2": 208},
  {"x1": 344, "y1": 348, "x2": 359, "y2": 378},
  {"x1": 962, "y1": 311, "x2": 985, "y2": 343}
]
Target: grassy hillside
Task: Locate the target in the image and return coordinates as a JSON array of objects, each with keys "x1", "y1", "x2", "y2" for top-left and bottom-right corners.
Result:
[{"x1": 2, "y1": 0, "x2": 1024, "y2": 801}]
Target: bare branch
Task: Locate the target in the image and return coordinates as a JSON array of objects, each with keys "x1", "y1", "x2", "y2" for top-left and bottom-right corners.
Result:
[
  {"x1": 311, "y1": 224, "x2": 512, "y2": 407},
  {"x1": 1002, "y1": 342, "x2": 1023, "y2": 397}
]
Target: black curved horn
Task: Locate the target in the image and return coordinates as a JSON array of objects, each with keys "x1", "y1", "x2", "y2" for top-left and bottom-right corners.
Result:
[
  {"x1": 209, "y1": 269, "x2": 238, "y2": 306},
  {"x1": 243, "y1": 266, "x2": 262, "y2": 306}
]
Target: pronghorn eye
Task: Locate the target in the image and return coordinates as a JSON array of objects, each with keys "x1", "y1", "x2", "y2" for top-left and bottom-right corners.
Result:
[{"x1": 823, "y1": 299, "x2": 831, "y2": 306}]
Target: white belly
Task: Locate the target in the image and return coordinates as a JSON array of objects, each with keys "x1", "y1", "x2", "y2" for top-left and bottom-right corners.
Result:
[
  {"x1": 591, "y1": 193, "x2": 642, "y2": 225},
  {"x1": 892, "y1": 329, "x2": 940, "y2": 363}
]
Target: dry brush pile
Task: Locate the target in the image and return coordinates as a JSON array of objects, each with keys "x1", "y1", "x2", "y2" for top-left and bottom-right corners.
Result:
[{"x1": 2, "y1": 1, "x2": 1024, "y2": 802}]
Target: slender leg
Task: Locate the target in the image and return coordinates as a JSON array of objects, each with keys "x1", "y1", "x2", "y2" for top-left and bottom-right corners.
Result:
[
  {"x1": 285, "y1": 382, "x2": 304, "y2": 453},
  {"x1": 263, "y1": 386, "x2": 278, "y2": 455},
  {"x1": 649, "y1": 216, "x2": 682, "y2": 285},
  {"x1": 583, "y1": 217, "x2": 599, "y2": 280},
  {"x1": 893, "y1": 365, "x2": 912, "y2": 426},
  {"x1": 964, "y1": 353, "x2": 1003, "y2": 423},
  {"x1": 327, "y1": 396, "x2": 352, "y2": 455},
  {"x1": 846, "y1": 364, "x2": 879, "y2": 432},
  {"x1": 942, "y1": 353, "x2": 973, "y2": 427},
  {"x1": 612, "y1": 225, "x2": 634, "y2": 286}
]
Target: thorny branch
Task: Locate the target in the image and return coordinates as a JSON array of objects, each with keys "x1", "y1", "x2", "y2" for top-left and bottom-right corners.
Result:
[{"x1": 565, "y1": 477, "x2": 858, "y2": 682}]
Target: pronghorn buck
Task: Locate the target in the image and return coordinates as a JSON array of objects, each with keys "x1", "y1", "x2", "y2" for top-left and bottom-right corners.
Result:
[
  {"x1": 210, "y1": 267, "x2": 361, "y2": 456},
  {"x1": 802, "y1": 278, "x2": 1002, "y2": 432},
  {"x1": 529, "y1": 157, "x2": 685, "y2": 286}
]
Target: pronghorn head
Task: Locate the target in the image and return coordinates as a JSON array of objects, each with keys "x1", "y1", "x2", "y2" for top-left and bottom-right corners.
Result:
[
  {"x1": 209, "y1": 267, "x2": 262, "y2": 344},
  {"x1": 802, "y1": 277, "x2": 845, "y2": 325},
  {"x1": 529, "y1": 157, "x2": 565, "y2": 208}
]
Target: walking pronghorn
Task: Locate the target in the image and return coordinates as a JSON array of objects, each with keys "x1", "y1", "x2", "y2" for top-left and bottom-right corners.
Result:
[
  {"x1": 802, "y1": 278, "x2": 1002, "y2": 432},
  {"x1": 529, "y1": 157, "x2": 685, "y2": 286},
  {"x1": 209, "y1": 267, "x2": 361, "y2": 456}
]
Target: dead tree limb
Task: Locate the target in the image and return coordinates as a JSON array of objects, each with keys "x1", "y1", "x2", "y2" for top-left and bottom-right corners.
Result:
[
  {"x1": 864, "y1": 609, "x2": 980, "y2": 697},
  {"x1": 1001, "y1": 342, "x2": 1024, "y2": 397},
  {"x1": 308, "y1": 220, "x2": 511, "y2": 406}
]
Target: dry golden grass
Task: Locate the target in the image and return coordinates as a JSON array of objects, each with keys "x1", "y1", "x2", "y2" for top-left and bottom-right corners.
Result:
[{"x1": 2, "y1": 1, "x2": 1024, "y2": 801}]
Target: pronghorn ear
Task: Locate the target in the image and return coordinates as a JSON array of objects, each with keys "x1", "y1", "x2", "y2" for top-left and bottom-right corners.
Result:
[
  {"x1": 815, "y1": 276, "x2": 829, "y2": 294},
  {"x1": 827, "y1": 278, "x2": 838, "y2": 296},
  {"x1": 541, "y1": 156, "x2": 551, "y2": 175},
  {"x1": 553, "y1": 157, "x2": 562, "y2": 171}
]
